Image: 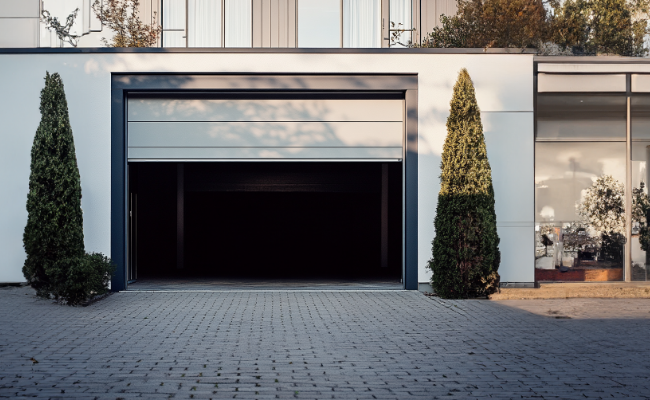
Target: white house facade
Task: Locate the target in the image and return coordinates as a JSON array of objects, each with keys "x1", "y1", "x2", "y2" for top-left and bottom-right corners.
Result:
[{"x1": 0, "y1": 0, "x2": 648, "y2": 290}]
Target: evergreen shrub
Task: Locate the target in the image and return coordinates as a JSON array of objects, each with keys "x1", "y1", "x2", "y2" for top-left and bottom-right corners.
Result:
[
  {"x1": 23, "y1": 72, "x2": 113, "y2": 305},
  {"x1": 428, "y1": 69, "x2": 501, "y2": 299},
  {"x1": 62, "y1": 253, "x2": 114, "y2": 305}
]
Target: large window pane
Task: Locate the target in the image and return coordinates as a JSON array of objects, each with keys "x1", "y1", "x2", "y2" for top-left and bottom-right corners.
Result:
[
  {"x1": 631, "y1": 97, "x2": 650, "y2": 280},
  {"x1": 535, "y1": 142, "x2": 625, "y2": 281},
  {"x1": 343, "y1": 0, "x2": 380, "y2": 48},
  {"x1": 225, "y1": 0, "x2": 252, "y2": 47},
  {"x1": 631, "y1": 141, "x2": 650, "y2": 280},
  {"x1": 163, "y1": 0, "x2": 186, "y2": 47},
  {"x1": 389, "y1": 0, "x2": 412, "y2": 47},
  {"x1": 536, "y1": 95, "x2": 626, "y2": 141},
  {"x1": 188, "y1": 0, "x2": 222, "y2": 47},
  {"x1": 298, "y1": 0, "x2": 341, "y2": 48}
]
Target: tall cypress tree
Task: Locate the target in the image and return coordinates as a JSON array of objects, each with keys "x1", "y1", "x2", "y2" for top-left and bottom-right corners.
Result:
[
  {"x1": 23, "y1": 72, "x2": 85, "y2": 299},
  {"x1": 429, "y1": 69, "x2": 500, "y2": 299}
]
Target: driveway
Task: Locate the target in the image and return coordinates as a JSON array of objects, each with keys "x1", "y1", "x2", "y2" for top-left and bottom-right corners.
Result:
[{"x1": 0, "y1": 286, "x2": 649, "y2": 399}]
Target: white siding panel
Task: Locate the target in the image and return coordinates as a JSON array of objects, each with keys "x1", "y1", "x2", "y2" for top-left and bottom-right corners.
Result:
[
  {"x1": 128, "y1": 147, "x2": 403, "y2": 160},
  {"x1": 0, "y1": 19, "x2": 38, "y2": 47},
  {"x1": 632, "y1": 74, "x2": 650, "y2": 92},
  {"x1": 538, "y1": 73, "x2": 626, "y2": 92},
  {"x1": 539, "y1": 63, "x2": 650, "y2": 74},
  {"x1": 128, "y1": 121, "x2": 403, "y2": 147},
  {"x1": 128, "y1": 99, "x2": 404, "y2": 122},
  {"x1": 0, "y1": 0, "x2": 39, "y2": 17}
]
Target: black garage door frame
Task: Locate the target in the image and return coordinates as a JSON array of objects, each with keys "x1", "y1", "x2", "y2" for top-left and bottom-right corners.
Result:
[{"x1": 110, "y1": 73, "x2": 418, "y2": 291}]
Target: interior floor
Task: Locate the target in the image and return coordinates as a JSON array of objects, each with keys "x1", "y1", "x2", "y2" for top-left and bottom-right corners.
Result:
[
  {"x1": 126, "y1": 277, "x2": 402, "y2": 291},
  {"x1": 129, "y1": 162, "x2": 402, "y2": 284}
]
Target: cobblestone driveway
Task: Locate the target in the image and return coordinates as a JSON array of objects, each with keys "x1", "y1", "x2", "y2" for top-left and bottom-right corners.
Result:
[{"x1": 1, "y1": 286, "x2": 649, "y2": 399}]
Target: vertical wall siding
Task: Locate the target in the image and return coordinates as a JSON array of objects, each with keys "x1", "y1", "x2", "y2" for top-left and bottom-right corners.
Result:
[
  {"x1": 253, "y1": 0, "x2": 296, "y2": 48},
  {"x1": 0, "y1": 0, "x2": 39, "y2": 48},
  {"x1": 420, "y1": 0, "x2": 458, "y2": 39}
]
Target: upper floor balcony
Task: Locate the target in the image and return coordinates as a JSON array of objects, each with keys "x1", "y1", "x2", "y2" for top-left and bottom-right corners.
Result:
[{"x1": 0, "y1": 0, "x2": 457, "y2": 49}]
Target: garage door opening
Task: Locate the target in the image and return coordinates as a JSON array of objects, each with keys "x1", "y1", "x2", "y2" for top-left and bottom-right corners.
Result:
[{"x1": 128, "y1": 162, "x2": 403, "y2": 286}]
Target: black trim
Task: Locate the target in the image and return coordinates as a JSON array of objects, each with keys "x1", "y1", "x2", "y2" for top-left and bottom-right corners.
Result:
[
  {"x1": 110, "y1": 86, "x2": 127, "y2": 291},
  {"x1": 128, "y1": 91, "x2": 406, "y2": 100},
  {"x1": 404, "y1": 90, "x2": 418, "y2": 290},
  {"x1": 111, "y1": 73, "x2": 419, "y2": 291}
]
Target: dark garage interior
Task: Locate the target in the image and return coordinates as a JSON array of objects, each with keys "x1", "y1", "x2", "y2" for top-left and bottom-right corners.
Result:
[{"x1": 128, "y1": 162, "x2": 402, "y2": 283}]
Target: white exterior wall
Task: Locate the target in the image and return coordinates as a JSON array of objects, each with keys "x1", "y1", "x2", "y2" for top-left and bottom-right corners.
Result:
[{"x1": 0, "y1": 52, "x2": 534, "y2": 284}]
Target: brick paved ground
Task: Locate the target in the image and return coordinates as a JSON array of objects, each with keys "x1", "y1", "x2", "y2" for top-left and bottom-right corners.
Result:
[{"x1": 1, "y1": 285, "x2": 649, "y2": 399}]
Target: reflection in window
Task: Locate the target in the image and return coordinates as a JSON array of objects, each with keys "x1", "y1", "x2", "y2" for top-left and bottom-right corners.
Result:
[
  {"x1": 225, "y1": 0, "x2": 252, "y2": 47},
  {"x1": 343, "y1": 0, "x2": 381, "y2": 48},
  {"x1": 298, "y1": 0, "x2": 341, "y2": 48},
  {"x1": 631, "y1": 142, "x2": 650, "y2": 281},
  {"x1": 390, "y1": 0, "x2": 412, "y2": 47},
  {"x1": 536, "y1": 95, "x2": 627, "y2": 141},
  {"x1": 535, "y1": 143, "x2": 626, "y2": 281},
  {"x1": 163, "y1": 0, "x2": 187, "y2": 47},
  {"x1": 188, "y1": 0, "x2": 222, "y2": 47},
  {"x1": 631, "y1": 101, "x2": 650, "y2": 281}
]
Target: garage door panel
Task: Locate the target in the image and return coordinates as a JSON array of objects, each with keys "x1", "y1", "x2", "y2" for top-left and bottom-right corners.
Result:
[
  {"x1": 128, "y1": 147, "x2": 403, "y2": 160},
  {"x1": 128, "y1": 99, "x2": 404, "y2": 122},
  {"x1": 128, "y1": 121, "x2": 403, "y2": 147}
]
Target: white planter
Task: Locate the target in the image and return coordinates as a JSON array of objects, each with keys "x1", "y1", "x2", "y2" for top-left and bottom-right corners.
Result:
[{"x1": 536, "y1": 257, "x2": 554, "y2": 270}]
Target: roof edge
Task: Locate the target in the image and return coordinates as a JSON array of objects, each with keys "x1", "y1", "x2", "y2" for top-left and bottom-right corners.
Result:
[{"x1": 0, "y1": 47, "x2": 538, "y2": 55}]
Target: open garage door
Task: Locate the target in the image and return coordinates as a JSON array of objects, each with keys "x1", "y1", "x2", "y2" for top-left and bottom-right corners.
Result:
[{"x1": 123, "y1": 92, "x2": 406, "y2": 288}]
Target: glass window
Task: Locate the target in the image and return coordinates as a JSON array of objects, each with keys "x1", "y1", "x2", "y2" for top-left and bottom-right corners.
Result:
[
  {"x1": 389, "y1": 0, "x2": 412, "y2": 47},
  {"x1": 343, "y1": 0, "x2": 381, "y2": 48},
  {"x1": 188, "y1": 0, "x2": 222, "y2": 47},
  {"x1": 225, "y1": 0, "x2": 252, "y2": 47},
  {"x1": 535, "y1": 142, "x2": 626, "y2": 281},
  {"x1": 163, "y1": 0, "x2": 187, "y2": 47},
  {"x1": 631, "y1": 99, "x2": 650, "y2": 281},
  {"x1": 298, "y1": 0, "x2": 341, "y2": 48},
  {"x1": 536, "y1": 95, "x2": 627, "y2": 141},
  {"x1": 631, "y1": 141, "x2": 650, "y2": 281}
]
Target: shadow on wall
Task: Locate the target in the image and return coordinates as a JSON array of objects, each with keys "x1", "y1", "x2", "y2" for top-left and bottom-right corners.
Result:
[{"x1": 126, "y1": 92, "x2": 405, "y2": 152}]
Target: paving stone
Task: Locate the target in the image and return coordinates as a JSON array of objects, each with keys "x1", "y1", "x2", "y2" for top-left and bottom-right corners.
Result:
[{"x1": 0, "y1": 286, "x2": 649, "y2": 399}]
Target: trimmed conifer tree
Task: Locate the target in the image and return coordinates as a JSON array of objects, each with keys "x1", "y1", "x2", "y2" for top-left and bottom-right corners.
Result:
[
  {"x1": 23, "y1": 72, "x2": 85, "y2": 299},
  {"x1": 428, "y1": 69, "x2": 500, "y2": 299}
]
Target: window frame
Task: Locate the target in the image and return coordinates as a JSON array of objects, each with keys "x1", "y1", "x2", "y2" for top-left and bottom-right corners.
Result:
[
  {"x1": 387, "y1": 0, "x2": 414, "y2": 48},
  {"x1": 162, "y1": 0, "x2": 254, "y2": 48}
]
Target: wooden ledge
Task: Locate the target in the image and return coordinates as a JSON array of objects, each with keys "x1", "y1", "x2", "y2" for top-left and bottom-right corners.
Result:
[{"x1": 490, "y1": 282, "x2": 650, "y2": 300}]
